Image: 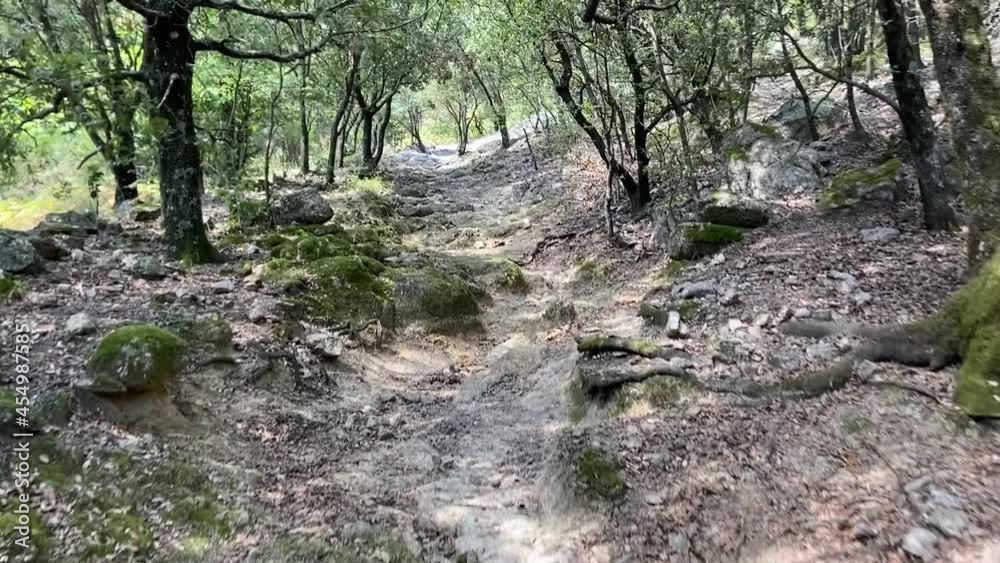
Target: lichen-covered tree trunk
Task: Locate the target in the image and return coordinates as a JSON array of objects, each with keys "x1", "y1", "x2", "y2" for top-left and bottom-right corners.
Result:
[
  {"x1": 142, "y1": 1, "x2": 216, "y2": 262},
  {"x1": 918, "y1": 0, "x2": 1000, "y2": 267},
  {"x1": 877, "y1": 0, "x2": 959, "y2": 230}
]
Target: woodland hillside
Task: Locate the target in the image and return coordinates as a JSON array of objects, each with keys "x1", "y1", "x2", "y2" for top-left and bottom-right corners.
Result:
[{"x1": 2, "y1": 1, "x2": 1000, "y2": 562}]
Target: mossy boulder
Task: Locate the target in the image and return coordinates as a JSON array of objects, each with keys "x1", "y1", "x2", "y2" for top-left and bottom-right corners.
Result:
[
  {"x1": 83, "y1": 326, "x2": 187, "y2": 393},
  {"x1": 701, "y1": 193, "x2": 770, "y2": 229},
  {"x1": 292, "y1": 255, "x2": 394, "y2": 327},
  {"x1": 819, "y1": 159, "x2": 901, "y2": 211},
  {"x1": 387, "y1": 267, "x2": 486, "y2": 333},
  {"x1": 671, "y1": 223, "x2": 744, "y2": 260}
]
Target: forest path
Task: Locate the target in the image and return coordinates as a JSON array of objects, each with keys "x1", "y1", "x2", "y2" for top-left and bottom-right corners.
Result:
[{"x1": 316, "y1": 137, "x2": 611, "y2": 562}]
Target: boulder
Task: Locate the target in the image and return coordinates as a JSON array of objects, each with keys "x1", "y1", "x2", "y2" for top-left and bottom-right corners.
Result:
[
  {"x1": 701, "y1": 194, "x2": 770, "y2": 229},
  {"x1": 766, "y1": 98, "x2": 846, "y2": 142},
  {"x1": 721, "y1": 124, "x2": 824, "y2": 199},
  {"x1": 670, "y1": 223, "x2": 744, "y2": 260},
  {"x1": 272, "y1": 188, "x2": 334, "y2": 226},
  {"x1": 819, "y1": 159, "x2": 902, "y2": 211},
  {"x1": 65, "y1": 313, "x2": 98, "y2": 337},
  {"x1": 0, "y1": 231, "x2": 42, "y2": 273},
  {"x1": 122, "y1": 254, "x2": 168, "y2": 280},
  {"x1": 81, "y1": 325, "x2": 187, "y2": 393}
]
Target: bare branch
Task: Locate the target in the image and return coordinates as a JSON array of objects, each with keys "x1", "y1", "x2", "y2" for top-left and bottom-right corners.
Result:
[
  {"x1": 193, "y1": 33, "x2": 333, "y2": 62},
  {"x1": 112, "y1": 0, "x2": 165, "y2": 19},
  {"x1": 193, "y1": 0, "x2": 316, "y2": 22}
]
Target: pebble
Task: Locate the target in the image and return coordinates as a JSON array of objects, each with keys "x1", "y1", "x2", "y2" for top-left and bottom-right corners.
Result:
[
  {"x1": 793, "y1": 307, "x2": 810, "y2": 319},
  {"x1": 861, "y1": 227, "x2": 900, "y2": 243},
  {"x1": 901, "y1": 527, "x2": 939, "y2": 561},
  {"x1": 211, "y1": 280, "x2": 236, "y2": 294},
  {"x1": 64, "y1": 312, "x2": 97, "y2": 337},
  {"x1": 852, "y1": 291, "x2": 873, "y2": 306},
  {"x1": 852, "y1": 521, "x2": 878, "y2": 542},
  {"x1": 752, "y1": 313, "x2": 770, "y2": 327},
  {"x1": 720, "y1": 287, "x2": 739, "y2": 305}
]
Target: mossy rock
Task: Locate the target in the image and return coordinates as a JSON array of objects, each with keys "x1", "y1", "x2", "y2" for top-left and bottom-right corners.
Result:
[
  {"x1": 443, "y1": 256, "x2": 528, "y2": 294},
  {"x1": 671, "y1": 223, "x2": 744, "y2": 260},
  {"x1": 386, "y1": 267, "x2": 485, "y2": 333},
  {"x1": 164, "y1": 314, "x2": 234, "y2": 353},
  {"x1": 292, "y1": 256, "x2": 394, "y2": 327},
  {"x1": 0, "y1": 276, "x2": 26, "y2": 303},
  {"x1": 83, "y1": 325, "x2": 187, "y2": 393},
  {"x1": 574, "y1": 447, "x2": 625, "y2": 501},
  {"x1": 702, "y1": 202, "x2": 770, "y2": 229},
  {"x1": 818, "y1": 159, "x2": 901, "y2": 211},
  {"x1": 33, "y1": 388, "x2": 76, "y2": 427},
  {"x1": 572, "y1": 258, "x2": 610, "y2": 285}
]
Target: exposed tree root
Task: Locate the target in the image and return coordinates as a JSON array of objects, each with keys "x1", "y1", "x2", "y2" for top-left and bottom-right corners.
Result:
[
  {"x1": 519, "y1": 228, "x2": 594, "y2": 265},
  {"x1": 576, "y1": 357, "x2": 694, "y2": 394},
  {"x1": 575, "y1": 334, "x2": 690, "y2": 361}
]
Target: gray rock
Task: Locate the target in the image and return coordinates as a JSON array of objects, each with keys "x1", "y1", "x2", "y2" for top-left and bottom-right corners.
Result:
[
  {"x1": 775, "y1": 306, "x2": 793, "y2": 325},
  {"x1": 806, "y1": 342, "x2": 838, "y2": 361},
  {"x1": 901, "y1": 527, "x2": 939, "y2": 561},
  {"x1": 753, "y1": 313, "x2": 770, "y2": 327},
  {"x1": 305, "y1": 332, "x2": 343, "y2": 359},
  {"x1": 793, "y1": 307, "x2": 811, "y2": 319},
  {"x1": 673, "y1": 280, "x2": 717, "y2": 299},
  {"x1": 714, "y1": 340, "x2": 747, "y2": 365},
  {"x1": 210, "y1": 280, "x2": 236, "y2": 294},
  {"x1": 122, "y1": 254, "x2": 167, "y2": 280},
  {"x1": 248, "y1": 297, "x2": 282, "y2": 323},
  {"x1": 0, "y1": 231, "x2": 42, "y2": 273},
  {"x1": 666, "y1": 311, "x2": 682, "y2": 337},
  {"x1": 906, "y1": 479, "x2": 969, "y2": 539},
  {"x1": 852, "y1": 291, "x2": 874, "y2": 306},
  {"x1": 272, "y1": 188, "x2": 334, "y2": 226},
  {"x1": 702, "y1": 199, "x2": 770, "y2": 229},
  {"x1": 720, "y1": 125, "x2": 824, "y2": 199},
  {"x1": 768, "y1": 351, "x2": 803, "y2": 372},
  {"x1": 812, "y1": 309, "x2": 834, "y2": 321},
  {"x1": 28, "y1": 235, "x2": 70, "y2": 261},
  {"x1": 854, "y1": 360, "x2": 881, "y2": 381},
  {"x1": 767, "y1": 98, "x2": 846, "y2": 142},
  {"x1": 861, "y1": 227, "x2": 900, "y2": 243},
  {"x1": 65, "y1": 313, "x2": 97, "y2": 337},
  {"x1": 720, "y1": 287, "x2": 739, "y2": 305},
  {"x1": 852, "y1": 521, "x2": 878, "y2": 542}
]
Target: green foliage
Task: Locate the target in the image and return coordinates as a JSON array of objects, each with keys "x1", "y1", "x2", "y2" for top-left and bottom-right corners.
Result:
[{"x1": 0, "y1": 276, "x2": 26, "y2": 303}]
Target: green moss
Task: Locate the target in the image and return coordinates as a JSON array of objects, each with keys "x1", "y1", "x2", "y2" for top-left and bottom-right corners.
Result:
[
  {"x1": 840, "y1": 409, "x2": 873, "y2": 435},
  {"x1": 923, "y1": 252, "x2": 1000, "y2": 417},
  {"x1": 164, "y1": 314, "x2": 233, "y2": 352},
  {"x1": 645, "y1": 377, "x2": 697, "y2": 408},
  {"x1": 685, "y1": 224, "x2": 744, "y2": 244},
  {"x1": 573, "y1": 258, "x2": 610, "y2": 284},
  {"x1": 168, "y1": 497, "x2": 231, "y2": 536},
  {"x1": 386, "y1": 267, "x2": 485, "y2": 333},
  {"x1": 748, "y1": 121, "x2": 780, "y2": 138},
  {"x1": 566, "y1": 378, "x2": 589, "y2": 423},
  {"x1": 33, "y1": 435, "x2": 84, "y2": 490},
  {"x1": 260, "y1": 259, "x2": 309, "y2": 292},
  {"x1": 575, "y1": 447, "x2": 625, "y2": 501},
  {"x1": 86, "y1": 325, "x2": 187, "y2": 393},
  {"x1": 79, "y1": 510, "x2": 154, "y2": 559},
  {"x1": 655, "y1": 259, "x2": 688, "y2": 282},
  {"x1": 0, "y1": 509, "x2": 52, "y2": 559},
  {"x1": 726, "y1": 144, "x2": 748, "y2": 162},
  {"x1": 0, "y1": 276, "x2": 26, "y2": 303},
  {"x1": 819, "y1": 159, "x2": 901, "y2": 210},
  {"x1": 33, "y1": 388, "x2": 75, "y2": 427},
  {"x1": 292, "y1": 256, "x2": 393, "y2": 328}
]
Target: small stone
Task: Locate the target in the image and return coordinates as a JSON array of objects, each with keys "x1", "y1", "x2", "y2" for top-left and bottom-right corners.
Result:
[
  {"x1": 854, "y1": 360, "x2": 880, "y2": 381},
  {"x1": 793, "y1": 307, "x2": 810, "y2": 319},
  {"x1": 65, "y1": 313, "x2": 97, "y2": 337},
  {"x1": 210, "y1": 280, "x2": 236, "y2": 294},
  {"x1": 852, "y1": 521, "x2": 878, "y2": 542},
  {"x1": 768, "y1": 351, "x2": 802, "y2": 372},
  {"x1": 752, "y1": 313, "x2": 770, "y2": 327},
  {"x1": 727, "y1": 318, "x2": 744, "y2": 331},
  {"x1": 710, "y1": 253, "x2": 726, "y2": 266},
  {"x1": 70, "y1": 248, "x2": 85, "y2": 261},
  {"x1": 720, "y1": 287, "x2": 739, "y2": 305},
  {"x1": 673, "y1": 280, "x2": 717, "y2": 299},
  {"x1": 247, "y1": 297, "x2": 282, "y2": 323},
  {"x1": 861, "y1": 227, "x2": 900, "y2": 243},
  {"x1": 852, "y1": 291, "x2": 873, "y2": 306},
  {"x1": 774, "y1": 306, "x2": 793, "y2": 325},
  {"x1": 666, "y1": 311, "x2": 682, "y2": 337},
  {"x1": 668, "y1": 532, "x2": 690, "y2": 555},
  {"x1": 122, "y1": 254, "x2": 167, "y2": 280},
  {"x1": 901, "y1": 527, "x2": 939, "y2": 561},
  {"x1": 488, "y1": 474, "x2": 504, "y2": 488},
  {"x1": 644, "y1": 492, "x2": 664, "y2": 505}
]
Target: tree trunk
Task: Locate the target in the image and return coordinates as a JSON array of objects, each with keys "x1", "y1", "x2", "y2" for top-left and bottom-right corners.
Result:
[
  {"x1": 496, "y1": 111, "x2": 511, "y2": 149},
  {"x1": 360, "y1": 109, "x2": 375, "y2": 170},
  {"x1": 905, "y1": 0, "x2": 926, "y2": 67},
  {"x1": 326, "y1": 54, "x2": 359, "y2": 186},
  {"x1": 918, "y1": 0, "x2": 1000, "y2": 267},
  {"x1": 781, "y1": 37, "x2": 819, "y2": 142},
  {"x1": 371, "y1": 97, "x2": 393, "y2": 169},
  {"x1": 299, "y1": 57, "x2": 310, "y2": 174},
  {"x1": 844, "y1": 56, "x2": 867, "y2": 137},
  {"x1": 877, "y1": 0, "x2": 958, "y2": 231},
  {"x1": 143, "y1": 2, "x2": 216, "y2": 262}
]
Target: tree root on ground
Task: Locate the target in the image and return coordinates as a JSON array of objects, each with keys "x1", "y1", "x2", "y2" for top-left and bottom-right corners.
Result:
[{"x1": 575, "y1": 334, "x2": 690, "y2": 361}]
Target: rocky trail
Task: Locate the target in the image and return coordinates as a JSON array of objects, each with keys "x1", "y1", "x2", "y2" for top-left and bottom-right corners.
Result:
[{"x1": 2, "y1": 103, "x2": 1000, "y2": 563}]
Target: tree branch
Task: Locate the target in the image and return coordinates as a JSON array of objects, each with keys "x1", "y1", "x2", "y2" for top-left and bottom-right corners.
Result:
[
  {"x1": 193, "y1": 33, "x2": 333, "y2": 62},
  {"x1": 193, "y1": 0, "x2": 316, "y2": 22},
  {"x1": 112, "y1": 0, "x2": 165, "y2": 19}
]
